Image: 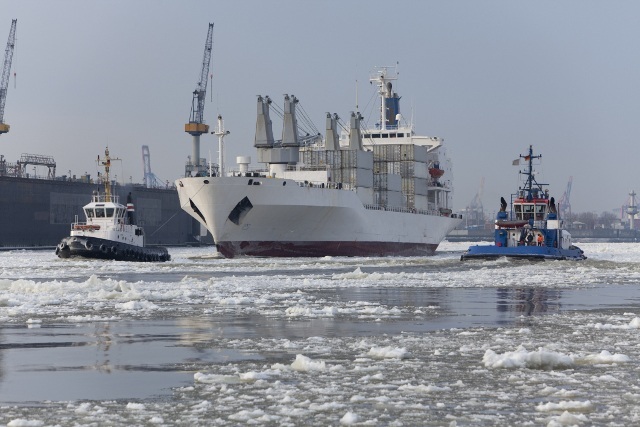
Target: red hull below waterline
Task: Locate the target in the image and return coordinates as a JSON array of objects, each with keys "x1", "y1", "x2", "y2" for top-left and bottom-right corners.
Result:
[{"x1": 216, "y1": 241, "x2": 439, "y2": 258}]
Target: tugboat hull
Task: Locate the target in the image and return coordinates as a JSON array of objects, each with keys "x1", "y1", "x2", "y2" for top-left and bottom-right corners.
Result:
[
  {"x1": 56, "y1": 236, "x2": 170, "y2": 262},
  {"x1": 460, "y1": 245, "x2": 586, "y2": 261}
]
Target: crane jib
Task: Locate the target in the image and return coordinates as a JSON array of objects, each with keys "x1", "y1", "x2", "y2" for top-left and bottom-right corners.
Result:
[
  {"x1": 0, "y1": 19, "x2": 17, "y2": 127},
  {"x1": 189, "y1": 23, "x2": 214, "y2": 125}
]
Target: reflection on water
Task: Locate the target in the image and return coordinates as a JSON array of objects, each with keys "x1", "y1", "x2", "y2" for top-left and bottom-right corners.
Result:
[
  {"x1": 496, "y1": 288, "x2": 563, "y2": 315},
  {"x1": 2, "y1": 284, "x2": 638, "y2": 401}
]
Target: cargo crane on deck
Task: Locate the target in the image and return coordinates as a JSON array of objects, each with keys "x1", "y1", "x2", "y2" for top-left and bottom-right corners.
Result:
[
  {"x1": 0, "y1": 19, "x2": 17, "y2": 136},
  {"x1": 185, "y1": 23, "x2": 214, "y2": 177}
]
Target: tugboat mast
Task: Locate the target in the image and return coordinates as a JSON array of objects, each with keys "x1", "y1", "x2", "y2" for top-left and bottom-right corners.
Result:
[
  {"x1": 520, "y1": 145, "x2": 543, "y2": 201},
  {"x1": 97, "y1": 147, "x2": 120, "y2": 200}
]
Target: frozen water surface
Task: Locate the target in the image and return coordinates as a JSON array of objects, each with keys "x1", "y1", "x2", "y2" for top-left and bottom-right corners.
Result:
[{"x1": 1, "y1": 241, "x2": 640, "y2": 425}]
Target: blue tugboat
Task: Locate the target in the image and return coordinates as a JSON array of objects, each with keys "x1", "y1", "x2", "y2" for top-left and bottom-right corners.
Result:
[{"x1": 461, "y1": 145, "x2": 585, "y2": 261}]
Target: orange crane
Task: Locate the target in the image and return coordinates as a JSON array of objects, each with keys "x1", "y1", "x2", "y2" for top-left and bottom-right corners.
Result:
[
  {"x1": 0, "y1": 19, "x2": 17, "y2": 136},
  {"x1": 185, "y1": 23, "x2": 214, "y2": 176}
]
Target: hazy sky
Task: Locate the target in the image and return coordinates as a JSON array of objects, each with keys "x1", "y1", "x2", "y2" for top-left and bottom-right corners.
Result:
[{"x1": 1, "y1": 0, "x2": 639, "y2": 215}]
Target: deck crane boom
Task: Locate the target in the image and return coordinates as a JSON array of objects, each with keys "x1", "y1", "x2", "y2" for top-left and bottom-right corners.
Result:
[
  {"x1": 0, "y1": 19, "x2": 17, "y2": 136},
  {"x1": 185, "y1": 22, "x2": 214, "y2": 176}
]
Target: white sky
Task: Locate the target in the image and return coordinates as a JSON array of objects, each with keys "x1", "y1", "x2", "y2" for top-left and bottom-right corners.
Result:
[{"x1": 1, "y1": 0, "x2": 639, "y2": 214}]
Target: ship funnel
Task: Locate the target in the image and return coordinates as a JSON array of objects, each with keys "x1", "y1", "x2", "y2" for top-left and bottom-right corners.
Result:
[
  {"x1": 281, "y1": 94, "x2": 299, "y2": 147},
  {"x1": 126, "y1": 192, "x2": 135, "y2": 224},
  {"x1": 348, "y1": 111, "x2": 363, "y2": 150},
  {"x1": 325, "y1": 112, "x2": 339, "y2": 150},
  {"x1": 384, "y1": 90, "x2": 401, "y2": 129},
  {"x1": 254, "y1": 95, "x2": 275, "y2": 148}
]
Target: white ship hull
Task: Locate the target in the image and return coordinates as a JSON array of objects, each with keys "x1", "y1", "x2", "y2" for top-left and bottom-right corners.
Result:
[{"x1": 176, "y1": 176, "x2": 462, "y2": 257}]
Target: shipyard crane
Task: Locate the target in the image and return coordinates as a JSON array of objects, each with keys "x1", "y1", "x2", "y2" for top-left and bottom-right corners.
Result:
[
  {"x1": 142, "y1": 145, "x2": 166, "y2": 188},
  {"x1": 558, "y1": 176, "x2": 572, "y2": 220},
  {"x1": 185, "y1": 23, "x2": 214, "y2": 176},
  {"x1": 0, "y1": 19, "x2": 17, "y2": 136},
  {"x1": 465, "y1": 177, "x2": 485, "y2": 228}
]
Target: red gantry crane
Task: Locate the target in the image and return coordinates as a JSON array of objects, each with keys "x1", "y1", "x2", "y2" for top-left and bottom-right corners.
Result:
[
  {"x1": 185, "y1": 23, "x2": 214, "y2": 176},
  {"x1": 0, "y1": 19, "x2": 17, "y2": 136}
]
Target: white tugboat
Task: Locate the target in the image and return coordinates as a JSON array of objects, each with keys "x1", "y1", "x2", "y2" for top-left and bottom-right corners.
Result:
[{"x1": 56, "y1": 148, "x2": 170, "y2": 262}]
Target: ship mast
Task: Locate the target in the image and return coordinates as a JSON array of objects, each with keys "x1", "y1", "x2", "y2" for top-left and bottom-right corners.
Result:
[
  {"x1": 211, "y1": 114, "x2": 230, "y2": 177},
  {"x1": 369, "y1": 66, "x2": 398, "y2": 130},
  {"x1": 520, "y1": 145, "x2": 542, "y2": 201},
  {"x1": 98, "y1": 147, "x2": 120, "y2": 200}
]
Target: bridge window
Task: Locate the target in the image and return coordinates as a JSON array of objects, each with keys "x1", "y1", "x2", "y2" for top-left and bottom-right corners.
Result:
[
  {"x1": 95, "y1": 208, "x2": 105, "y2": 218},
  {"x1": 85, "y1": 209, "x2": 95, "y2": 218},
  {"x1": 106, "y1": 208, "x2": 115, "y2": 217},
  {"x1": 522, "y1": 204, "x2": 534, "y2": 220},
  {"x1": 535, "y1": 204, "x2": 546, "y2": 220}
]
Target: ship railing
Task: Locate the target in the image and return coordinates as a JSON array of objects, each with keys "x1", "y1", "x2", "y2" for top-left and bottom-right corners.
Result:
[
  {"x1": 288, "y1": 164, "x2": 329, "y2": 171},
  {"x1": 90, "y1": 194, "x2": 120, "y2": 203},
  {"x1": 295, "y1": 180, "x2": 352, "y2": 190},
  {"x1": 363, "y1": 204, "x2": 441, "y2": 216},
  {"x1": 229, "y1": 168, "x2": 269, "y2": 177}
]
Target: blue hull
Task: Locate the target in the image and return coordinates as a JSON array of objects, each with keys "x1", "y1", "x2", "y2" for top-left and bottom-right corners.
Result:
[{"x1": 461, "y1": 244, "x2": 586, "y2": 261}]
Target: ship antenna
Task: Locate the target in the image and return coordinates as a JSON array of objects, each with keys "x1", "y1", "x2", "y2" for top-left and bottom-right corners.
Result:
[{"x1": 355, "y1": 79, "x2": 358, "y2": 111}]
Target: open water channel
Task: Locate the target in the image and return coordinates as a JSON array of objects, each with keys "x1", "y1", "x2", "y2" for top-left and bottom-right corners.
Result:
[{"x1": 0, "y1": 241, "x2": 639, "y2": 425}]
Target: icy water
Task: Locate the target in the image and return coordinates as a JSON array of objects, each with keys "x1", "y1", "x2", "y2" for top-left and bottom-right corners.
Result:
[{"x1": 1, "y1": 242, "x2": 640, "y2": 426}]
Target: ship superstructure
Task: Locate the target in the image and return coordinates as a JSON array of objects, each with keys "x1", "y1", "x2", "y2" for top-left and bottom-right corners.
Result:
[{"x1": 176, "y1": 67, "x2": 462, "y2": 257}]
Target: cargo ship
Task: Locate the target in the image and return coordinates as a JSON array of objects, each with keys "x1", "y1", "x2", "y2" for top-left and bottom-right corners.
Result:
[
  {"x1": 0, "y1": 152, "x2": 204, "y2": 248},
  {"x1": 176, "y1": 67, "x2": 463, "y2": 257}
]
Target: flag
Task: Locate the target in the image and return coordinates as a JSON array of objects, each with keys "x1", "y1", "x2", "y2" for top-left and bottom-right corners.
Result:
[
  {"x1": 512, "y1": 159, "x2": 520, "y2": 165},
  {"x1": 524, "y1": 155, "x2": 531, "y2": 161}
]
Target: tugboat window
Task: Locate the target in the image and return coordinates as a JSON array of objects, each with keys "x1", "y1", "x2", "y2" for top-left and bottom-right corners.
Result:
[
  {"x1": 86, "y1": 209, "x2": 95, "y2": 218},
  {"x1": 523, "y1": 204, "x2": 534, "y2": 220},
  {"x1": 106, "y1": 208, "x2": 115, "y2": 217},
  {"x1": 95, "y1": 208, "x2": 105, "y2": 218}
]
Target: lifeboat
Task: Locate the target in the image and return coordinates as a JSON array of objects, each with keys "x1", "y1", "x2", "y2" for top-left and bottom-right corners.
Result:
[
  {"x1": 429, "y1": 167, "x2": 445, "y2": 178},
  {"x1": 73, "y1": 224, "x2": 101, "y2": 231}
]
